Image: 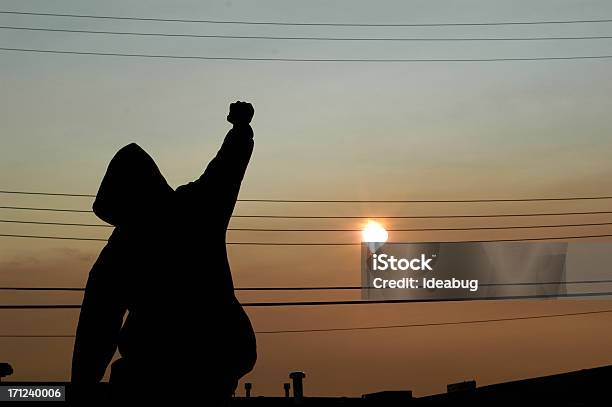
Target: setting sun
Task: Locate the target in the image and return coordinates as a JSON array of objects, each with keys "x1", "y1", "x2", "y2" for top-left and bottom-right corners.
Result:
[{"x1": 361, "y1": 220, "x2": 389, "y2": 243}]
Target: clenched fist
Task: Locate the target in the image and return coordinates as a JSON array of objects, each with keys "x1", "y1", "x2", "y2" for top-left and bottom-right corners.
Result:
[{"x1": 227, "y1": 101, "x2": 254, "y2": 126}]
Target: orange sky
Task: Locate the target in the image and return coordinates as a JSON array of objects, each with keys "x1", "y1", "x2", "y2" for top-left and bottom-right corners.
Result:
[{"x1": 1, "y1": 213, "x2": 611, "y2": 396}]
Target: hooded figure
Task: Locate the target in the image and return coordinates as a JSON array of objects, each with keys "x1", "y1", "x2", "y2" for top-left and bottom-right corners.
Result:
[{"x1": 72, "y1": 102, "x2": 257, "y2": 402}]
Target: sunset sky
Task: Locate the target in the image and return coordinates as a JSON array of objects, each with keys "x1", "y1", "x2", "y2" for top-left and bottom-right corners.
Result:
[{"x1": 1, "y1": 0, "x2": 612, "y2": 397}]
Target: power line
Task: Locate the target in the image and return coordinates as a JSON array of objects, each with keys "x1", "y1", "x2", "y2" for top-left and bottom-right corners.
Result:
[
  {"x1": 0, "y1": 305, "x2": 82, "y2": 309},
  {"x1": 4, "y1": 26, "x2": 612, "y2": 42},
  {"x1": 1, "y1": 10, "x2": 612, "y2": 27},
  {"x1": 222, "y1": 212, "x2": 612, "y2": 219},
  {"x1": 1, "y1": 309, "x2": 610, "y2": 337},
  {"x1": 257, "y1": 309, "x2": 612, "y2": 333},
  {"x1": 2, "y1": 232, "x2": 612, "y2": 244},
  {"x1": 243, "y1": 292, "x2": 612, "y2": 305},
  {"x1": 0, "y1": 287, "x2": 85, "y2": 291},
  {"x1": 0, "y1": 335, "x2": 75, "y2": 338},
  {"x1": 3, "y1": 218, "x2": 612, "y2": 231},
  {"x1": 0, "y1": 190, "x2": 94, "y2": 197},
  {"x1": 2, "y1": 280, "x2": 611, "y2": 292},
  {"x1": 2, "y1": 47, "x2": 612, "y2": 62},
  {"x1": 0, "y1": 234, "x2": 108, "y2": 242},
  {"x1": 0, "y1": 291, "x2": 610, "y2": 309},
  {"x1": 213, "y1": 222, "x2": 612, "y2": 231},
  {"x1": 0, "y1": 220, "x2": 111, "y2": 227},
  {"x1": 3, "y1": 206, "x2": 612, "y2": 218},
  {"x1": 5, "y1": 189, "x2": 612, "y2": 202},
  {"x1": 0, "y1": 206, "x2": 91, "y2": 213}
]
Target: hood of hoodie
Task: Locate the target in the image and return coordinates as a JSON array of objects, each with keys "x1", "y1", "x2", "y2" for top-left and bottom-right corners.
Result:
[{"x1": 93, "y1": 143, "x2": 174, "y2": 227}]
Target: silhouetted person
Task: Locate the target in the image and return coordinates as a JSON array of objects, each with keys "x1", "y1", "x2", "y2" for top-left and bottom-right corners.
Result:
[{"x1": 72, "y1": 102, "x2": 257, "y2": 404}]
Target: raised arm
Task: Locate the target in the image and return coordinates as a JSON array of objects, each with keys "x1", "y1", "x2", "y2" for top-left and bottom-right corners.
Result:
[{"x1": 176, "y1": 101, "x2": 255, "y2": 228}]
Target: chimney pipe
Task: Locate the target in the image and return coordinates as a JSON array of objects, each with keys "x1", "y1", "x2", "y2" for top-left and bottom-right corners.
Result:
[
  {"x1": 0, "y1": 363, "x2": 13, "y2": 383},
  {"x1": 244, "y1": 382, "x2": 252, "y2": 398},
  {"x1": 289, "y1": 371, "x2": 306, "y2": 403},
  {"x1": 283, "y1": 383, "x2": 291, "y2": 398}
]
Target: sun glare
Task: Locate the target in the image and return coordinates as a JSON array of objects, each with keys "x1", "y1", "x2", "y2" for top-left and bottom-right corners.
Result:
[{"x1": 361, "y1": 220, "x2": 388, "y2": 243}]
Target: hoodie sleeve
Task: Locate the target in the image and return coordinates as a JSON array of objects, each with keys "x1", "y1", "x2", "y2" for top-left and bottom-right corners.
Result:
[
  {"x1": 72, "y1": 232, "x2": 128, "y2": 383},
  {"x1": 176, "y1": 124, "x2": 254, "y2": 228}
]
